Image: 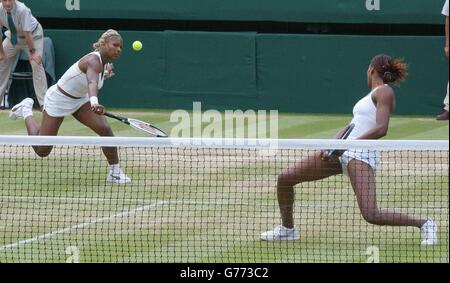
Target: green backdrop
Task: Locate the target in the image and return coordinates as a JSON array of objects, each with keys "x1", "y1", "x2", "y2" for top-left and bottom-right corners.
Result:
[
  {"x1": 29, "y1": 0, "x2": 445, "y2": 24},
  {"x1": 45, "y1": 30, "x2": 448, "y2": 115}
]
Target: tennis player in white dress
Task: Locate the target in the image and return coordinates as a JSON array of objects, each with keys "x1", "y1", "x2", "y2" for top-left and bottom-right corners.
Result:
[
  {"x1": 10, "y1": 29, "x2": 131, "y2": 184},
  {"x1": 261, "y1": 54, "x2": 437, "y2": 246}
]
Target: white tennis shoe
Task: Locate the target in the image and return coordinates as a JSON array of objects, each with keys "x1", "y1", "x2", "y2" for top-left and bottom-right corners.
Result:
[
  {"x1": 260, "y1": 225, "x2": 300, "y2": 241},
  {"x1": 107, "y1": 168, "x2": 131, "y2": 184},
  {"x1": 420, "y1": 218, "x2": 438, "y2": 246},
  {"x1": 9, "y1": 98, "x2": 34, "y2": 120}
]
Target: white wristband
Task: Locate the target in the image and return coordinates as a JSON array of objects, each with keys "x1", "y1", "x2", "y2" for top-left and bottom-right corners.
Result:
[{"x1": 90, "y1": 96, "x2": 99, "y2": 106}]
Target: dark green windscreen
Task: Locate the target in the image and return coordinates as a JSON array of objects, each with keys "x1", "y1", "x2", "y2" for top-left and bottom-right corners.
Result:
[{"x1": 30, "y1": 0, "x2": 444, "y2": 24}]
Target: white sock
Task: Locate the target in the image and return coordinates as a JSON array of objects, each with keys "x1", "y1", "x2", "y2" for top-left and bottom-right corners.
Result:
[
  {"x1": 110, "y1": 164, "x2": 121, "y2": 174},
  {"x1": 23, "y1": 108, "x2": 33, "y2": 119}
]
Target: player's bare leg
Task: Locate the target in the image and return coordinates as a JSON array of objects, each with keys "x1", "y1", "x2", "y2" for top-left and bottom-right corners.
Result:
[
  {"x1": 10, "y1": 97, "x2": 63, "y2": 157},
  {"x1": 72, "y1": 102, "x2": 131, "y2": 184},
  {"x1": 347, "y1": 159, "x2": 437, "y2": 246},
  {"x1": 277, "y1": 151, "x2": 343, "y2": 228},
  {"x1": 72, "y1": 102, "x2": 118, "y2": 164},
  {"x1": 261, "y1": 151, "x2": 342, "y2": 240},
  {"x1": 29, "y1": 111, "x2": 64, "y2": 157}
]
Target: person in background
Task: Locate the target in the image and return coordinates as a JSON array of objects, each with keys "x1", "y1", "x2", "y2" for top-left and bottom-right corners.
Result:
[
  {"x1": 436, "y1": 0, "x2": 449, "y2": 120},
  {"x1": 0, "y1": 0, "x2": 47, "y2": 109}
]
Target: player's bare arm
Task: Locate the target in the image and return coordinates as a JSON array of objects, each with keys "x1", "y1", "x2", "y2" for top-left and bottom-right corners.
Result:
[{"x1": 81, "y1": 55, "x2": 105, "y2": 115}]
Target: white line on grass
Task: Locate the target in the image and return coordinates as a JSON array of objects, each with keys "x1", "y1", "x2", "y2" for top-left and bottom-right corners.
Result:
[
  {"x1": 135, "y1": 153, "x2": 450, "y2": 167},
  {"x1": 0, "y1": 199, "x2": 236, "y2": 251},
  {"x1": 0, "y1": 199, "x2": 447, "y2": 252},
  {"x1": 0, "y1": 200, "x2": 167, "y2": 251},
  {"x1": 0, "y1": 195, "x2": 447, "y2": 212},
  {"x1": 0, "y1": 195, "x2": 149, "y2": 204},
  {"x1": 0, "y1": 196, "x2": 248, "y2": 205}
]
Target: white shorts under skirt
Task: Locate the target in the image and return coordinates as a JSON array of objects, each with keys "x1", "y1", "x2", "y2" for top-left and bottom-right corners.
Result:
[
  {"x1": 339, "y1": 149, "x2": 378, "y2": 175},
  {"x1": 44, "y1": 85, "x2": 89, "y2": 117}
]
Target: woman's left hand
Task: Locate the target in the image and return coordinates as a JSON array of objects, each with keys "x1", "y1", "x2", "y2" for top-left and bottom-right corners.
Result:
[{"x1": 104, "y1": 63, "x2": 115, "y2": 79}]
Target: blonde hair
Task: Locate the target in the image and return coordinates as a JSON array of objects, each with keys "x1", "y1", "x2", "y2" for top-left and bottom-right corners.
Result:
[{"x1": 92, "y1": 29, "x2": 122, "y2": 51}]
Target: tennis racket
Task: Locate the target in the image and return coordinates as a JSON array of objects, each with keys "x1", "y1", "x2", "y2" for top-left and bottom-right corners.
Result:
[
  {"x1": 104, "y1": 112, "x2": 168, "y2": 137},
  {"x1": 324, "y1": 123, "x2": 355, "y2": 159}
]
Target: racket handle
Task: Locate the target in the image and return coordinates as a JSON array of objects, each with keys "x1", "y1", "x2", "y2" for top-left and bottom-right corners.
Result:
[
  {"x1": 104, "y1": 112, "x2": 129, "y2": 124},
  {"x1": 104, "y1": 112, "x2": 115, "y2": 119}
]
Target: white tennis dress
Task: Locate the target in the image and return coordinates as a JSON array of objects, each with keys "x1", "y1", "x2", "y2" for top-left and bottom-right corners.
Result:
[
  {"x1": 339, "y1": 85, "x2": 387, "y2": 174},
  {"x1": 44, "y1": 52, "x2": 105, "y2": 117}
]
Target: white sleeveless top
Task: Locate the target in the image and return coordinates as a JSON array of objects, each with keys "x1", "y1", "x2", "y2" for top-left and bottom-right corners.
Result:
[
  {"x1": 57, "y1": 52, "x2": 105, "y2": 98},
  {"x1": 347, "y1": 85, "x2": 387, "y2": 140}
]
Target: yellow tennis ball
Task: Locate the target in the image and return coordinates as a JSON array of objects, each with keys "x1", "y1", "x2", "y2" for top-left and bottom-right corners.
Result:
[{"x1": 132, "y1": 40, "x2": 143, "y2": 51}]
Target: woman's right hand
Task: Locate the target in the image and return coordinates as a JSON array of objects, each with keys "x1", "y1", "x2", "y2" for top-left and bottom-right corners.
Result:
[
  {"x1": 321, "y1": 150, "x2": 331, "y2": 161},
  {"x1": 321, "y1": 150, "x2": 344, "y2": 161},
  {"x1": 91, "y1": 104, "x2": 105, "y2": 115}
]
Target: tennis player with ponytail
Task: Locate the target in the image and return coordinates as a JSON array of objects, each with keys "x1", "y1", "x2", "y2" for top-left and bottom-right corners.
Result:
[
  {"x1": 9, "y1": 29, "x2": 131, "y2": 184},
  {"x1": 261, "y1": 54, "x2": 438, "y2": 246}
]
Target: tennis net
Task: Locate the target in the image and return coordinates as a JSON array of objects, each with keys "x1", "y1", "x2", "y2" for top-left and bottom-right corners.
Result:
[{"x1": 0, "y1": 136, "x2": 448, "y2": 263}]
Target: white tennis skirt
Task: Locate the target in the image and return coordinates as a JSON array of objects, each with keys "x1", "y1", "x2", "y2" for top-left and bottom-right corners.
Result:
[
  {"x1": 339, "y1": 149, "x2": 378, "y2": 175},
  {"x1": 44, "y1": 85, "x2": 89, "y2": 117}
]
